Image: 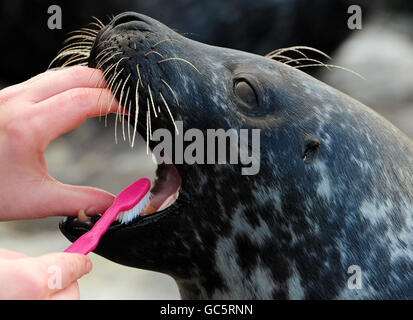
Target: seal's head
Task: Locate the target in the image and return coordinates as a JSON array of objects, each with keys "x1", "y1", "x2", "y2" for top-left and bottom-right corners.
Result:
[{"x1": 59, "y1": 12, "x2": 413, "y2": 299}]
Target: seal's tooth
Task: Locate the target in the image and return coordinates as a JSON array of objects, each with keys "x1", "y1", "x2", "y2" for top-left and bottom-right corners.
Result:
[
  {"x1": 140, "y1": 204, "x2": 157, "y2": 216},
  {"x1": 77, "y1": 209, "x2": 92, "y2": 224}
]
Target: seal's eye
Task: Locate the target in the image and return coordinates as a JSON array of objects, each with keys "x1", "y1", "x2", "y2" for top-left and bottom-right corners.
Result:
[{"x1": 234, "y1": 80, "x2": 258, "y2": 109}]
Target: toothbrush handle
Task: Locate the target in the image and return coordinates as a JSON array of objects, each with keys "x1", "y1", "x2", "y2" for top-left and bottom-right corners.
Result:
[
  {"x1": 64, "y1": 232, "x2": 100, "y2": 255},
  {"x1": 64, "y1": 205, "x2": 120, "y2": 255}
]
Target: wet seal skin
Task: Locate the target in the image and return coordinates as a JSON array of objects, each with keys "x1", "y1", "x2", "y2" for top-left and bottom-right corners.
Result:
[{"x1": 59, "y1": 12, "x2": 413, "y2": 299}]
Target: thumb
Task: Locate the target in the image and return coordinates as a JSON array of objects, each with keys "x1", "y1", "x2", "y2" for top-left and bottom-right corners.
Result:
[
  {"x1": 37, "y1": 252, "x2": 92, "y2": 289},
  {"x1": 0, "y1": 249, "x2": 27, "y2": 260},
  {"x1": 39, "y1": 179, "x2": 115, "y2": 217}
]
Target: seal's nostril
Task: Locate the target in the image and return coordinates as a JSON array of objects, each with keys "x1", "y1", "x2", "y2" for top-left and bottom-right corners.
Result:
[{"x1": 111, "y1": 12, "x2": 143, "y2": 27}]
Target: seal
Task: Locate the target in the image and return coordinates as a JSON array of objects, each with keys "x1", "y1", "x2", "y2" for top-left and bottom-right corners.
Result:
[{"x1": 58, "y1": 12, "x2": 413, "y2": 299}]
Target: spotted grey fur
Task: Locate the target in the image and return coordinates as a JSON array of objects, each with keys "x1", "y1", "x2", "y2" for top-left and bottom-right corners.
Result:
[{"x1": 60, "y1": 12, "x2": 413, "y2": 299}]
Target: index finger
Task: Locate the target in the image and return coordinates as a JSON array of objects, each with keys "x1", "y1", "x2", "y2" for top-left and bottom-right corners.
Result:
[
  {"x1": 34, "y1": 87, "x2": 121, "y2": 147},
  {"x1": 25, "y1": 66, "x2": 107, "y2": 103}
]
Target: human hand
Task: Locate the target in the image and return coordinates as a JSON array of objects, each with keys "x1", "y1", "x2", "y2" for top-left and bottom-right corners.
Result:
[
  {"x1": 0, "y1": 66, "x2": 119, "y2": 221},
  {"x1": 0, "y1": 248, "x2": 92, "y2": 299}
]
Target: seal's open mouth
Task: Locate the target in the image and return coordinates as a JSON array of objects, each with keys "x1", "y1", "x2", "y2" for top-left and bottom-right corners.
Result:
[
  {"x1": 117, "y1": 161, "x2": 182, "y2": 223},
  {"x1": 70, "y1": 161, "x2": 182, "y2": 230},
  {"x1": 146, "y1": 163, "x2": 181, "y2": 214}
]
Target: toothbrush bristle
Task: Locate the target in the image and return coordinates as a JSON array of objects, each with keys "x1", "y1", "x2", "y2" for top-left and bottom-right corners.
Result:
[{"x1": 115, "y1": 192, "x2": 152, "y2": 224}]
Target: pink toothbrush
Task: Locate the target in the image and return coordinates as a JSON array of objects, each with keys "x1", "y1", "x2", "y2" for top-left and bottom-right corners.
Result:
[{"x1": 65, "y1": 178, "x2": 151, "y2": 255}]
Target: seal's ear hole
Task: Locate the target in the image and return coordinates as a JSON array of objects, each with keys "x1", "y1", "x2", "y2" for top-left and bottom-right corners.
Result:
[
  {"x1": 234, "y1": 80, "x2": 258, "y2": 109},
  {"x1": 302, "y1": 139, "x2": 320, "y2": 164}
]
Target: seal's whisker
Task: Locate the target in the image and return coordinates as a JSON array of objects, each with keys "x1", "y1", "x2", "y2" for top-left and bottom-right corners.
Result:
[
  {"x1": 80, "y1": 27, "x2": 100, "y2": 35},
  {"x1": 105, "y1": 67, "x2": 124, "y2": 126},
  {"x1": 57, "y1": 47, "x2": 92, "y2": 59},
  {"x1": 131, "y1": 82, "x2": 140, "y2": 148},
  {"x1": 105, "y1": 14, "x2": 113, "y2": 22},
  {"x1": 63, "y1": 35, "x2": 95, "y2": 43},
  {"x1": 264, "y1": 46, "x2": 362, "y2": 78},
  {"x1": 55, "y1": 52, "x2": 89, "y2": 63},
  {"x1": 62, "y1": 51, "x2": 89, "y2": 61},
  {"x1": 58, "y1": 41, "x2": 92, "y2": 52},
  {"x1": 91, "y1": 16, "x2": 105, "y2": 28},
  {"x1": 49, "y1": 17, "x2": 104, "y2": 70},
  {"x1": 114, "y1": 81, "x2": 124, "y2": 138},
  {"x1": 136, "y1": 64, "x2": 144, "y2": 86},
  {"x1": 96, "y1": 65, "x2": 117, "y2": 120},
  {"x1": 106, "y1": 63, "x2": 122, "y2": 85},
  {"x1": 58, "y1": 47, "x2": 92, "y2": 55},
  {"x1": 52, "y1": 50, "x2": 88, "y2": 61},
  {"x1": 64, "y1": 31, "x2": 95, "y2": 38},
  {"x1": 127, "y1": 100, "x2": 132, "y2": 146},
  {"x1": 67, "y1": 28, "x2": 97, "y2": 35},
  {"x1": 267, "y1": 46, "x2": 331, "y2": 61},
  {"x1": 67, "y1": 29, "x2": 97, "y2": 38},
  {"x1": 82, "y1": 26, "x2": 100, "y2": 32},
  {"x1": 98, "y1": 52, "x2": 123, "y2": 69},
  {"x1": 122, "y1": 86, "x2": 131, "y2": 142},
  {"x1": 96, "y1": 77, "x2": 111, "y2": 120},
  {"x1": 160, "y1": 92, "x2": 179, "y2": 135},
  {"x1": 290, "y1": 46, "x2": 332, "y2": 60},
  {"x1": 147, "y1": 98, "x2": 153, "y2": 140},
  {"x1": 62, "y1": 37, "x2": 93, "y2": 46},
  {"x1": 97, "y1": 87, "x2": 106, "y2": 122},
  {"x1": 161, "y1": 79, "x2": 179, "y2": 106},
  {"x1": 103, "y1": 69, "x2": 117, "y2": 107},
  {"x1": 61, "y1": 55, "x2": 89, "y2": 68},
  {"x1": 152, "y1": 38, "x2": 183, "y2": 47},
  {"x1": 114, "y1": 57, "x2": 128, "y2": 73},
  {"x1": 96, "y1": 46, "x2": 117, "y2": 59},
  {"x1": 52, "y1": 51, "x2": 89, "y2": 64},
  {"x1": 65, "y1": 62, "x2": 87, "y2": 67},
  {"x1": 95, "y1": 39, "x2": 112, "y2": 49},
  {"x1": 146, "y1": 109, "x2": 150, "y2": 154},
  {"x1": 267, "y1": 48, "x2": 309, "y2": 60},
  {"x1": 267, "y1": 54, "x2": 296, "y2": 63},
  {"x1": 106, "y1": 80, "x2": 122, "y2": 128},
  {"x1": 144, "y1": 50, "x2": 165, "y2": 59},
  {"x1": 95, "y1": 51, "x2": 116, "y2": 66},
  {"x1": 115, "y1": 75, "x2": 130, "y2": 144},
  {"x1": 90, "y1": 59, "x2": 116, "y2": 88},
  {"x1": 98, "y1": 62, "x2": 117, "y2": 86},
  {"x1": 294, "y1": 64, "x2": 365, "y2": 80},
  {"x1": 103, "y1": 66, "x2": 117, "y2": 92},
  {"x1": 88, "y1": 22, "x2": 105, "y2": 30},
  {"x1": 48, "y1": 55, "x2": 66, "y2": 69},
  {"x1": 89, "y1": 20, "x2": 105, "y2": 29},
  {"x1": 158, "y1": 57, "x2": 201, "y2": 74},
  {"x1": 285, "y1": 57, "x2": 331, "y2": 70},
  {"x1": 148, "y1": 84, "x2": 158, "y2": 118},
  {"x1": 119, "y1": 74, "x2": 131, "y2": 111}
]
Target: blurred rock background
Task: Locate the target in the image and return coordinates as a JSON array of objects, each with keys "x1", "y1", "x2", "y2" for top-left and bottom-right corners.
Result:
[{"x1": 0, "y1": 0, "x2": 411, "y2": 299}]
